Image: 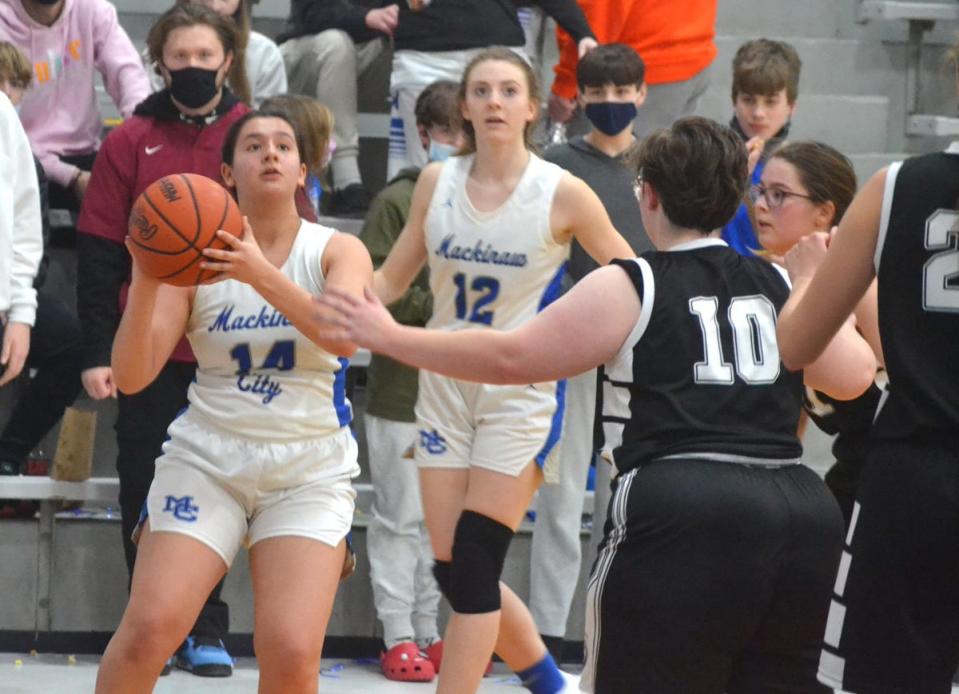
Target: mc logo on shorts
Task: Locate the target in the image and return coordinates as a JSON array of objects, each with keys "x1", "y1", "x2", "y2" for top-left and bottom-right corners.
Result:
[
  {"x1": 163, "y1": 495, "x2": 200, "y2": 522},
  {"x1": 419, "y1": 429, "x2": 448, "y2": 455}
]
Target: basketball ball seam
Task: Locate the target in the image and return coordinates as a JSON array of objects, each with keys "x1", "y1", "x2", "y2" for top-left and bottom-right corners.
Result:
[
  {"x1": 179, "y1": 173, "x2": 205, "y2": 245},
  {"x1": 142, "y1": 189, "x2": 203, "y2": 252}
]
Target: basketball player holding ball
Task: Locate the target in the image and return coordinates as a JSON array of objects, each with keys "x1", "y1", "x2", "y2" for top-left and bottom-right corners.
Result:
[
  {"x1": 76, "y1": 3, "x2": 248, "y2": 675},
  {"x1": 95, "y1": 109, "x2": 372, "y2": 693}
]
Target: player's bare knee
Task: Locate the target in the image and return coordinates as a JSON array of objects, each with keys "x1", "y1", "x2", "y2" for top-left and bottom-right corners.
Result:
[
  {"x1": 254, "y1": 630, "x2": 321, "y2": 676},
  {"x1": 447, "y1": 510, "x2": 514, "y2": 614}
]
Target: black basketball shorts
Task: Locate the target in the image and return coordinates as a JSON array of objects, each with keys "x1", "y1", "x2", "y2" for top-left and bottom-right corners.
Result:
[{"x1": 582, "y1": 458, "x2": 843, "y2": 694}]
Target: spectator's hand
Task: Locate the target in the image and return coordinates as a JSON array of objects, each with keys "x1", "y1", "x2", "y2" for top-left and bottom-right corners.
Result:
[
  {"x1": 82, "y1": 366, "x2": 117, "y2": 400},
  {"x1": 784, "y1": 231, "x2": 830, "y2": 284},
  {"x1": 0, "y1": 321, "x2": 30, "y2": 387},
  {"x1": 548, "y1": 93, "x2": 576, "y2": 125},
  {"x1": 72, "y1": 171, "x2": 91, "y2": 201},
  {"x1": 366, "y1": 4, "x2": 399, "y2": 36},
  {"x1": 745, "y1": 136, "x2": 764, "y2": 176},
  {"x1": 578, "y1": 37, "x2": 598, "y2": 58}
]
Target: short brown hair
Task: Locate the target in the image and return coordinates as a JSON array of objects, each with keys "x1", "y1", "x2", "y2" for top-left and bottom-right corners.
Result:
[
  {"x1": 415, "y1": 80, "x2": 461, "y2": 131},
  {"x1": 632, "y1": 117, "x2": 747, "y2": 234},
  {"x1": 259, "y1": 94, "x2": 334, "y2": 176},
  {"x1": 147, "y1": 4, "x2": 237, "y2": 72},
  {"x1": 768, "y1": 141, "x2": 857, "y2": 225},
  {"x1": 731, "y1": 39, "x2": 801, "y2": 104},
  {"x1": 458, "y1": 46, "x2": 540, "y2": 154},
  {"x1": 0, "y1": 41, "x2": 31, "y2": 88}
]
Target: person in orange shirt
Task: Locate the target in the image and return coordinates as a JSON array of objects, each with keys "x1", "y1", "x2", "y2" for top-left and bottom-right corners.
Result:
[{"x1": 549, "y1": 0, "x2": 717, "y2": 140}]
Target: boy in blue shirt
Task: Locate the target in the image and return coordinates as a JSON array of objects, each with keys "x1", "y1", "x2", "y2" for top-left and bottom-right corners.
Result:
[{"x1": 722, "y1": 39, "x2": 801, "y2": 256}]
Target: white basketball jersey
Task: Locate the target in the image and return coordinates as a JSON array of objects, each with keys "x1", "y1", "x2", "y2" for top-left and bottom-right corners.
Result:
[
  {"x1": 424, "y1": 153, "x2": 569, "y2": 331},
  {"x1": 185, "y1": 221, "x2": 352, "y2": 441}
]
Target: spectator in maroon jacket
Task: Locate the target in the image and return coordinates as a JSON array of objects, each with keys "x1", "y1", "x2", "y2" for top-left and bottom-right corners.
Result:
[{"x1": 76, "y1": 2, "x2": 248, "y2": 678}]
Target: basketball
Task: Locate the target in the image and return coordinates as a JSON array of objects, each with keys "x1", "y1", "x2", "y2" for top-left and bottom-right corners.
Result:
[{"x1": 127, "y1": 173, "x2": 243, "y2": 286}]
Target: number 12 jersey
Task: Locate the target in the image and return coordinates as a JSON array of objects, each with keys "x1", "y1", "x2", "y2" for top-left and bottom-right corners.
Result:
[{"x1": 424, "y1": 153, "x2": 569, "y2": 332}]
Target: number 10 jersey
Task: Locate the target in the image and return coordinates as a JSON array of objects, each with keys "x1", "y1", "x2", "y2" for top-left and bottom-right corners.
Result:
[
  {"x1": 602, "y1": 239, "x2": 804, "y2": 477},
  {"x1": 424, "y1": 153, "x2": 569, "y2": 332}
]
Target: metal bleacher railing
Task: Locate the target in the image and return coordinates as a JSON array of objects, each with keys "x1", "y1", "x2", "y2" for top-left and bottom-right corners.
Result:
[{"x1": 859, "y1": 0, "x2": 959, "y2": 136}]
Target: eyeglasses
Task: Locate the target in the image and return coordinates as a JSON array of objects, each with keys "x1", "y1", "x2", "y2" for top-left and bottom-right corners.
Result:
[{"x1": 749, "y1": 184, "x2": 814, "y2": 210}]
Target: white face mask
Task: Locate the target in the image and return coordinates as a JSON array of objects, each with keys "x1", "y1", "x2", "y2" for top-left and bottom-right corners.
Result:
[{"x1": 428, "y1": 139, "x2": 458, "y2": 162}]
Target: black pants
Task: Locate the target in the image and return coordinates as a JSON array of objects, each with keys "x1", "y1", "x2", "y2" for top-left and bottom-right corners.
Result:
[
  {"x1": 48, "y1": 152, "x2": 97, "y2": 212},
  {"x1": 117, "y1": 360, "x2": 229, "y2": 640},
  {"x1": 820, "y1": 441, "x2": 959, "y2": 694},
  {"x1": 586, "y1": 459, "x2": 843, "y2": 694},
  {"x1": 0, "y1": 291, "x2": 82, "y2": 466}
]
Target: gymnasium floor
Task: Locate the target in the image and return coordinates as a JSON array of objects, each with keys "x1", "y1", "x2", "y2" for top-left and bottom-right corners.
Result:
[
  {"x1": 2, "y1": 653, "x2": 957, "y2": 694},
  {"x1": 0, "y1": 653, "x2": 541, "y2": 692}
]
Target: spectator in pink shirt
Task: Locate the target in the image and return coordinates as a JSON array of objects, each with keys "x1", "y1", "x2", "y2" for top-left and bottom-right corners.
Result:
[{"x1": 0, "y1": 0, "x2": 149, "y2": 211}]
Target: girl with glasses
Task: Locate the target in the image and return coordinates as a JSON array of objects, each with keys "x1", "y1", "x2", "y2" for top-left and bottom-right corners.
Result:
[{"x1": 752, "y1": 141, "x2": 884, "y2": 526}]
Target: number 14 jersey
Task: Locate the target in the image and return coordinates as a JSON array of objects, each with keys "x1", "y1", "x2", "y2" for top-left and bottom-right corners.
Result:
[
  {"x1": 602, "y1": 239, "x2": 804, "y2": 477},
  {"x1": 424, "y1": 153, "x2": 569, "y2": 331},
  {"x1": 185, "y1": 221, "x2": 352, "y2": 442}
]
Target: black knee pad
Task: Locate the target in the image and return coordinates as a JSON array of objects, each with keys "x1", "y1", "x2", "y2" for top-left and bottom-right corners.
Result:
[
  {"x1": 432, "y1": 559, "x2": 452, "y2": 598},
  {"x1": 447, "y1": 510, "x2": 514, "y2": 614}
]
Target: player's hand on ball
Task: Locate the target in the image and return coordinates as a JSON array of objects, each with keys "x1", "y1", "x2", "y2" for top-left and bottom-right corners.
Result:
[
  {"x1": 314, "y1": 285, "x2": 397, "y2": 354},
  {"x1": 784, "y1": 231, "x2": 830, "y2": 283},
  {"x1": 200, "y1": 217, "x2": 270, "y2": 286},
  {"x1": 124, "y1": 237, "x2": 164, "y2": 288}
]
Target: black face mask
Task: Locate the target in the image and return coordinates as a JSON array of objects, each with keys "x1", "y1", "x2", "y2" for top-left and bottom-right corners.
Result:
[{"x1": 165, "y1": 64, "x2": 222, "y2": 110}]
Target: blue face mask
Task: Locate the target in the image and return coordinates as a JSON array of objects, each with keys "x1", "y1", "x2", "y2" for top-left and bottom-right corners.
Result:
[
  {"x1": 584, "y1": 101, "x2": 637, "y2": 137},
  {"x1": 428, "y1": 139, "x2": 458, "y2": 162}
]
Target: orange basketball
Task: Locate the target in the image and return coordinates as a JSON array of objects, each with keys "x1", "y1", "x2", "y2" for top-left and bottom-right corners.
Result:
[{"x1": 127, "y1": 173, "x2": 243, "y2": 286}]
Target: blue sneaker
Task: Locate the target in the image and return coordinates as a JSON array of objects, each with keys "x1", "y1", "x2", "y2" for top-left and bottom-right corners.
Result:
[{"x1": 175, "y1": 636, "x2": 233, "y2": 677}]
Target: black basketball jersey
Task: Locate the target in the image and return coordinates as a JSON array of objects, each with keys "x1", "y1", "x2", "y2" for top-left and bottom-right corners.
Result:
[
  {"x1": 874, "y1": 149, "x2": 959, "y2": 441},
  {"x1": 602, "y1": 239, "x2": 803, "y2": 477},
  {"x1": 804, "y1": 376, "x2": 884, "y2": 464}
]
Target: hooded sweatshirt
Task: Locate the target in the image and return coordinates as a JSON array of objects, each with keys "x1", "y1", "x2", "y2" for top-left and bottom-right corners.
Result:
[
  {"x1": 0, "y1": 0, "x2": 150, "y2": 187},
  {"x1": 76, "y1": 89, "x2": 249, "y2": 369},
  {"x1": 0, "y1": 91, "x2": 41, "y2": 326}
]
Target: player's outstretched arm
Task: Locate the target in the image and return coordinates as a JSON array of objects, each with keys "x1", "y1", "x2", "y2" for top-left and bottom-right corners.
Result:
[
  {"x1": 111, "y1": 250, "x2": 192, "y2": 394},
  {"x1": 552, "y1": 174, "x2": 635, "y2": 264},
  {"x1": 316, "y1": 263, "x2": 641, "y2": 384},
  {"x1": 779, "y1": 168, "x2": 884, "y2": 371},
  {"x1": 373, "y1": 163, "x2": 437, "y2": 306}
]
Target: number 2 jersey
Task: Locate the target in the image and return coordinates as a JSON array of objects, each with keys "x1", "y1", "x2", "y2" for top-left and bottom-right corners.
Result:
[
  {"x1": 184, "y1": 221, "x2": 353, "y2": 443},
  {"x1": 873, "y1": 147, "x2": 959, "y2": 441},
  {"x1": 602, "y1": 239, "x2": 804, "y2": 477},
  {"x1": 424, "y1": 153, "x2": 569, "y2": 331}
]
